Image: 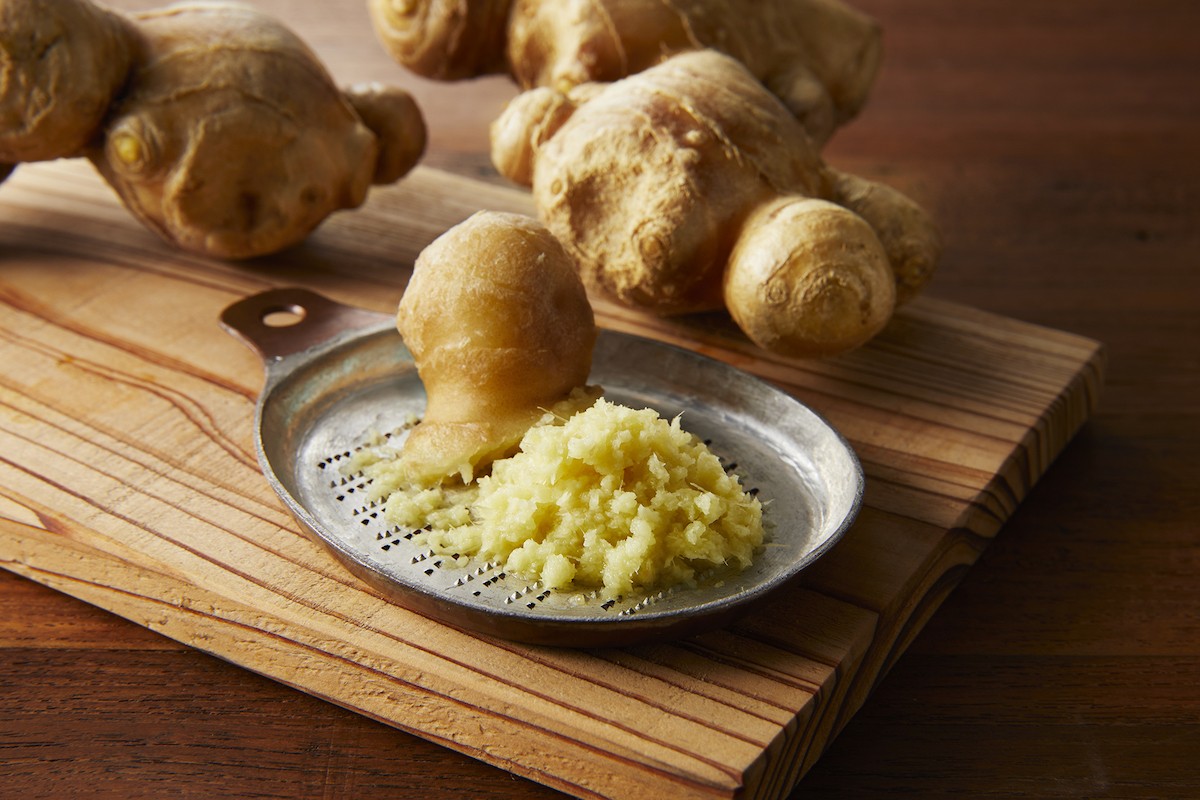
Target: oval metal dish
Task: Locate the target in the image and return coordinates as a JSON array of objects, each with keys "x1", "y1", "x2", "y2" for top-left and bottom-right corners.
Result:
[{"x1": 221, "y1": 287, "x2": 863, "y2": 647}]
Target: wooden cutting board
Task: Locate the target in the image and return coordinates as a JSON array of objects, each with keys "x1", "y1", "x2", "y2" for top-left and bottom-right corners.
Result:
[{"x1": 0, "y1": 160, "x2": 1104, "y2": 799}]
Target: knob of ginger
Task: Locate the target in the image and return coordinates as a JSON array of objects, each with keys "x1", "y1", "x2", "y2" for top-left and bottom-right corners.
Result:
[
  {"x1": 1, "y1": 0, "x2": 426, "y2": 258},
  {"x1": 491, "y1": 49, "x2": 942, "y2": 358},
  {"x1": 369, "y1": 0, "x2": 881, "y2": 146},
  {"x1": 0, "y1": 0, "x2": 133, "y2": 170},
  {"x1": 396, "y1": 211, "x2": 598, "y2": 485}
]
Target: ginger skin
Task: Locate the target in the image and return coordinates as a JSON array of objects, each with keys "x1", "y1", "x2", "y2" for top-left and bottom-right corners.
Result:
[
  {"x1": 369, "y1": 0, "x2": 881, "y2": 146},
  {"x1": 0, "y1": 0, "x2": 426, "y2": 258},
  {"x1": 396, "y1": 211, "x2": 597, "y2": 485},
  {"x1": 1, "y1": 0, "x2": 132, "y2": 170},
  {"x1": 492, "y1": 50, "x2": 941, "y2": 358}
]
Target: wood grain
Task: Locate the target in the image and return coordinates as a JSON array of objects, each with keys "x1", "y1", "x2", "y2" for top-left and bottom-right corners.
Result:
[
  {"x1": 0, "y1": 152, "x2": 1100, "y2": 797},
  {"x1": 4, "y1": 0, "x2": 1199, "y2": 798}
]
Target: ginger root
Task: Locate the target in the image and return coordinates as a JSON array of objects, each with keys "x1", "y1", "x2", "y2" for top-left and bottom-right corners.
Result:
[
  {"x1": 369, "y1": 0, "x2": 881, "y2": 146},
  {"x1": 396, "y1": 211, "x2": 597, "y2": 485},
  {"x1": 0, "y1": 0, "x2": 426, "y2": 258},
  {"x1": 492, "y1": 50, "x2": 941, "y2": 358},
  {"x1": 0, "y1": 0, "x2": 131, "y2": 169}
]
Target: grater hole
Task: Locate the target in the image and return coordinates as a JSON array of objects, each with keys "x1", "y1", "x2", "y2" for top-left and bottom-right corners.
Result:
[
  {"x1": 619, "y1": 590, "x2": 668, "y2": 616},
  {"x1": 375, "y1": 527, "x2": 398, "y2": 541},
  {"x1": 524, "y1": 589, "x2": 553, "y2": 610},
  {"x1": 504, "y1": 582, "x2": 543, "y2": 606}
]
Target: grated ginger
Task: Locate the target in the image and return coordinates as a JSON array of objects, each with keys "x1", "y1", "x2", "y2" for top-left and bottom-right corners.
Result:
[{"x1": 359, "y1": 398, "x2": 764, "y2": 599}]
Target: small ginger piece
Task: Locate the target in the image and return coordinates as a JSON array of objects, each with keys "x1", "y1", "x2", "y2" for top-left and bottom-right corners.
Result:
[
  {"x1": 368, "y1": 0, "x2": 513, "y2": 80},
  {"x1": 492, "y1": 50, "x2": 941, "y2": 358},
  {"x1": 369, "y1": 0, "x2": 881, "y2": 145},
  {"x1": 396, "y1": 211, "x2": 597, "y2": 485},
  {"x1": 724, "y1": 197, "x2": 894, "y2": 356},
  {"x1": 829, "y1": 170, "x2": 942, "y2": 306},
  {"x1": 0, "y1": 0, "x2": 426, "y2": 259}
]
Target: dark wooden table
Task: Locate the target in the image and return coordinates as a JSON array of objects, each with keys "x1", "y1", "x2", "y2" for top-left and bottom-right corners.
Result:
[{"x1": 3, "y1": 1, "x2": 1198, "y2": 797}]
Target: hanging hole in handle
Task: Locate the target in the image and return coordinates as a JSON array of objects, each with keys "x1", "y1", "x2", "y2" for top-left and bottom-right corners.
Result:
[
  {"x1": 222, "y1": 288, "x2": 396, "y2": 363},
  {"x1": 262, "y1": 304, "x2": 307, "y2": 328}
]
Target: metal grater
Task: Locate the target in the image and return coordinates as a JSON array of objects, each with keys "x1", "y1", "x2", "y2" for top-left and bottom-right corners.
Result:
[{"x1": 222, "y1": 288, "x2": 863, "y2": 647}]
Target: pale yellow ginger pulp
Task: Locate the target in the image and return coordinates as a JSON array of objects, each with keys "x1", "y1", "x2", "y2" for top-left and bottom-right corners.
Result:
[{"x1": 364, "y1": 398, "x2": 763, "y2": 599}]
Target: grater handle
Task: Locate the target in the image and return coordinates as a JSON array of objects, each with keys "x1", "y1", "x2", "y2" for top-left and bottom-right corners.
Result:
[{"x1": 220, "y1": 287, "x2": 393, "y2": 362}]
